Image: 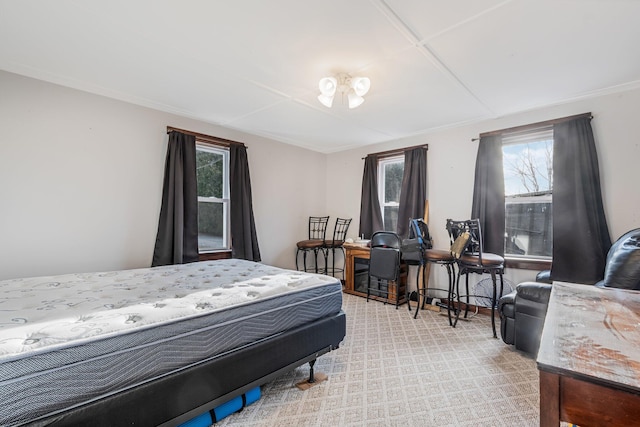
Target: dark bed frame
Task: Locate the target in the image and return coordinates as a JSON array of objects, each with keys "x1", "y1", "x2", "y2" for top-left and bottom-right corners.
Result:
[{"x1": 29, "y1": 311, "x2": 346, "y2": 426}]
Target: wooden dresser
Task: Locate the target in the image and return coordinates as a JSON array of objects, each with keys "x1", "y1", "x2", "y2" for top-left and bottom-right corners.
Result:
[{"x1": 537, "y1": 282, "x2": 640, "y2": 427}]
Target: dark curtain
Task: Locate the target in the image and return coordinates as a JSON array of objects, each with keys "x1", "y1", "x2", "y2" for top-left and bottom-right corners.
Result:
[
  {"x1": 396, "y1": 147, "x2": 427, "y2": 238},
  {"x1": 551, "y1": 117, "x2": 611, "y2": 283},
  {"x1": 358, "y1": 154, "x2": 383, "y2": 239},
  {"x1": 230, "y1": 143, "x2": 261, "y2": 262},
  {"x1": 151, "y1": 131, "x2": 199, "y2": 266},
  {"x1": 471, "y1": 135, "x2": 505, "y2": 256}
]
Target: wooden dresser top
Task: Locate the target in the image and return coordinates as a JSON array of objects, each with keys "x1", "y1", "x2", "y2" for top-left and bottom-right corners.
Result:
[{"x1": 537, "y1": 282, "x2": 640, "y2": 394}]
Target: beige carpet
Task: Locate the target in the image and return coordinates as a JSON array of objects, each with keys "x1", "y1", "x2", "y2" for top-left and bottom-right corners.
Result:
[{"x1": 217, "y1": 293, "x2": 539, "y2": 426}]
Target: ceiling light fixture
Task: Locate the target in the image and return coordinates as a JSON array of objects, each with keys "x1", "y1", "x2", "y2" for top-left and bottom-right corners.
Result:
[{"x1": 317, "y1": 73, "x2": 370, "y2": 109}]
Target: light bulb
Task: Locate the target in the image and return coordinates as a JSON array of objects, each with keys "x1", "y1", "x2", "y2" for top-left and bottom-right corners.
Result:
[
  {"x1": 350, "y1": 77, "x2": 370, "y2": 96},
  {"x1": 317, "y1": 94, "x2": 334, "y2": 108},
  {"x1": 318, "y1": 77, "x2": 337, "y2": 96},
  {"x1": 348, "y1": 93, "x2": 364, "y2": 109}
]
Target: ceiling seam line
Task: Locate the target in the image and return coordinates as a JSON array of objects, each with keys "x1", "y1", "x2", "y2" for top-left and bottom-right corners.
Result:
[
  {"x1": 369, "y1": 0, "x2": 423, "y2": 45},
  {"x1": 415, "y1": 43, "x2": 497, "y2": 116},
  {"x1": 420, "y1": 0, "x2": 516, "y2": 44},
  {"x1": 371, "y1": 0, "x2": 497, "y2": 117}
]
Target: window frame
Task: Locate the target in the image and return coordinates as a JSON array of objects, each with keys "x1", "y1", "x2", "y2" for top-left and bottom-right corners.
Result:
[
  {"x1": 377, "y1": 155, "x2": 405, "y2": 232},
  {"x1": 195, "y1": 142, "x2": 231, "y2": 254},
  {"x1": 501, "y1": 127, "x2": 554, "y2": 269}
]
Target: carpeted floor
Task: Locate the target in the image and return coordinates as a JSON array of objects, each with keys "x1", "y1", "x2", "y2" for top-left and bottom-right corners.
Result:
[{"x1": 216, "y1": 293, "x2": 539, "y2": 426}]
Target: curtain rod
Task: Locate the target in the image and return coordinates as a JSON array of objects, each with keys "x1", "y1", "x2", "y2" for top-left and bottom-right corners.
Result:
[
  {"x1": 362, "y1": 143, "x2": 428, "y2": 160},
  {"x1": 471, "y1": 112, "x2": 592, "y2": 141},
  {"x1": 166, "y1": 126, "x2": 246, "y2": 148}
]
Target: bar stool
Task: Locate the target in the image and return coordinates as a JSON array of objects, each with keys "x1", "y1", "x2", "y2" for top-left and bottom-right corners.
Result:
[
  {"x1": 415, "y1": 249, "x2": 457, "y2": 323},
  {"x1": 402, "y1": 219, "x2": 456, "y2": 323},
  {"x1": 322, "y1": 217, "x2": 352, "y2": 279},
  {"x1": 295, "y1": 216, "x2": 329, "y2": 273},
  {"x1": 446, "y1": 218, "x2": 505, "y2": 338}
]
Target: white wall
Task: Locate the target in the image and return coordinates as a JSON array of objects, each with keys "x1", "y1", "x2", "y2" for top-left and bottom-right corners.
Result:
[
  {"x1": 0, "y1": 71, "x2": 325, "y2": 279},
  {"x1": 327, "y1": 87, "x2": 640, "y2": 289},
  {"x1": 2, "y1": 69, "x2": 638, "y2": 285}
]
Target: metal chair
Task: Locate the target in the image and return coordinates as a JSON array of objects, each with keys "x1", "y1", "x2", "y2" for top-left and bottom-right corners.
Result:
[
  {"x1": 446, "y1": 218, "x2": 505, "y2": 337},
  {"x1": 366, "y1": 231, "x2": 402, "y2": 309},
  {"x1": 295, "y1": 216, "x2": 329, "y2": 273},
  {"x1": 322, "y1": 217, "x2": 352, "y2": 278},
  {"x1": 402, "y1": 218, "x2": 456, "y2": 323}
]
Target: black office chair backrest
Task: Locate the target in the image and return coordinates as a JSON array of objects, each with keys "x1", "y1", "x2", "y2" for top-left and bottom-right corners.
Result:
[{"x1": 371, "y1": 231, "x2": 401, "y2": 249}]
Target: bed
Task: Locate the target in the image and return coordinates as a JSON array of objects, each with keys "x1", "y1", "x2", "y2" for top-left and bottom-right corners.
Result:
[{"x1": 0, "y1": 259, "x2": 346, "y2": 426}]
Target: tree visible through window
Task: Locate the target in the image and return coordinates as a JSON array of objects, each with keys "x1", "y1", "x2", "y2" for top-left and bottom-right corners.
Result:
[
  {"x1": 378, "y1": 156, "x2": 404, "y2": 232},
  {"x1": 196, "y1": 144, "x2": 230, "y2": 252},
  {"x1": 502, "y1": 127, "x2": 553, "y2": 258}
]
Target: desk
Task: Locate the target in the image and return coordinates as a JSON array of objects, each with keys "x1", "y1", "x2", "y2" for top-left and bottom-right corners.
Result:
[
  {"x1": 537, "y1": 282, "x2": 640, "y2": 427},
  {"x1": 343, "y1": 242, "x2": 407, "y2": 305}
]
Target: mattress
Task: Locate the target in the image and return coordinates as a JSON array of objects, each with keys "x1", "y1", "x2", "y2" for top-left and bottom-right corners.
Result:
[{"x1": 0, "y1": 259, "x2": 343, "y2": 426}]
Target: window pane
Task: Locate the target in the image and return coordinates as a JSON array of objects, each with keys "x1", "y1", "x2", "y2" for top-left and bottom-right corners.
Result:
[
  {"x1": 383, "y1": 161, "x2": 404, "y2": 203},
  {"x1": 503, "y1": 139, "x2": 553, "y2": 196},
  {"x1": 383, "y1": 206, "x2": 398, "y2": 232},
  {"x1": 377, "y1": 156, "x2": 404, "y2": 233},
  {"x1": 196, "y1": 144, "x2": 229, "y2": 253},
  {"x1": 502, "y1": 135, "x2": 553, "y2": 258},
  {"x1": 196, "y1": 150, "x2": 223, "y2": 198},
  {"x1": 505, "y1": 195, "x2": 552, "y2": 257},
  {"x1": 198, "y1": 201, "x2": 225, "y2": 251}
]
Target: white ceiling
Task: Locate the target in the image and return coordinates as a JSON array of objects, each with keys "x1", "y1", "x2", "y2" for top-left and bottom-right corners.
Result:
[{"x1": 1, "y1": 0, "x2": 640, "y2": 153}]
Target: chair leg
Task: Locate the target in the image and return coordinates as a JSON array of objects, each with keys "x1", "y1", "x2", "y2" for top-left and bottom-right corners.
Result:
[
  {"x1": 322, "y1": 248, "x2": 328, "y2": 275},
  {"x1": 382, "y1": 280, "x2": 388, "y2": 306},
  {"x1": 366, "y1": 276, "x2": 371, "y2": 302},
  {"x1": 303, "y1": 250, "x2": 308, "y2": 272},
  {"x1": 445, "y1": 263, "x2": 455, "y2": 326},
  {"x1": 418, "y1": 264, "x2": 427, "y2": 310},
  {"x1": 409, "y1": 265, "x2": 417, "y2": 315},
  {"x1": 312, "y1": 248, "x2": 318, "y2": 273},
  {"x1": 464, "y1": 273, "x2": 471, "y2": 319},
  {"x1": 490, "y1": 270, "x2": 498, "y2": 338},
  {"x1": 453, "y1": 270, "x2": 462, "y2": 328},
  {"x1": 413, "y1": 264, "x2": 422, "y2": 319},
  {"x1": 325, "y1": 246, "x2": 347, "y2": 279},
  {"x1": 317, "y1": 247, "x2": 326, "y2": 274},
  {"x1": 331, "y1": 247, "x2": 336, "y2": 277},
  {"x1": 295, "y1": 249, "x2": 300, "y2": 271},
  {"x1": 498, "y1": 271, "x2": 504, "y2": 335}
]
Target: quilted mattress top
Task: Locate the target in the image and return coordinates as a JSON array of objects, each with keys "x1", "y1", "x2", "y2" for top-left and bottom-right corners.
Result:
[{"x1": 0, "y1": 259, "x2": 338, "y2": 361}]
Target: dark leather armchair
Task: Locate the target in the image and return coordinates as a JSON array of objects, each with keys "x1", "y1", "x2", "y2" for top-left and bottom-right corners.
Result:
[{"x1": 499, "y1": 228, "x2": 640, "y2": 356}]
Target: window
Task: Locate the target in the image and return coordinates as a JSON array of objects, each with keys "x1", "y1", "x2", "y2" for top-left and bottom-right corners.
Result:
[
  {"x1": 502, "y1": 127, "x2": 553, "y2": 259},
  {"x1": 378, "y1": 156, "x2": 404, "y2": 232},
  {"x1": 196, "y1": 143, "x2": 230, "y2": 252}
]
